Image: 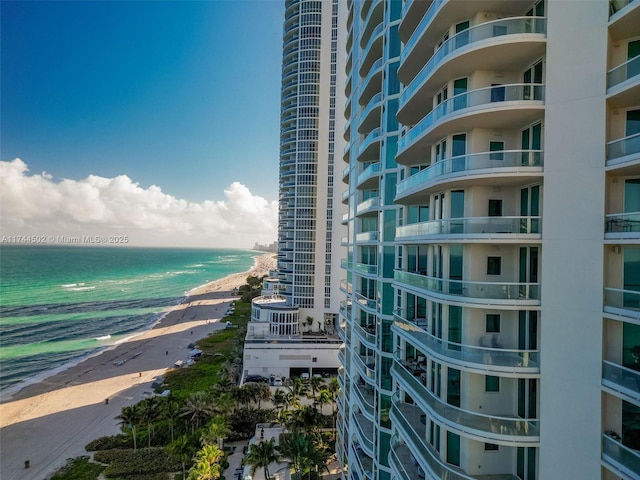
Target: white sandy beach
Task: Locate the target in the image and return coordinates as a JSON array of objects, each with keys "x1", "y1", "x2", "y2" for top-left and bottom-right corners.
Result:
[{"x1": 0, "y1": 253, "x2": 276, "y2": 480}]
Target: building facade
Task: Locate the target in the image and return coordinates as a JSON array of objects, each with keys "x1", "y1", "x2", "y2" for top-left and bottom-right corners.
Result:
[
  {"x1": 338, "y1": 1, "x2": 640, "y2": 479},
  {"x1": 277, "y1": 0, "x2": 348, "y2": 329}
]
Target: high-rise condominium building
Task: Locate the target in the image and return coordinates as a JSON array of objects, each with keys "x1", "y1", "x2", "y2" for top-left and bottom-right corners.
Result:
[
  {"x1": 277, "y1": 0, "x2": 347, "y2": 329},
  {"x1": 337, "y1": 1, "x2": 640, "y2": 479}
]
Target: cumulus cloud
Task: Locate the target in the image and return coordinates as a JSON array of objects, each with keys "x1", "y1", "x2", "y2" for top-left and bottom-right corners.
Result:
[{"x1": 0, "y1": 159, "x2": 278, "y2": 248}]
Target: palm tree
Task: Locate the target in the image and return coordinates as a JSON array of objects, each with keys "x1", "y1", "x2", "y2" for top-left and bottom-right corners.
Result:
[
  {"x1": 246, "y1": 438, "x2": 279, "y2": 480},
  {"x1": 166, "y1": 434, "x2": 193, "y2": 479},
  {"x1": 201, "y1": 414, "x2": 232, "y2": 449},
  {"x1": 316, "y1": 389, "x2": 332, "y2": 416},
  {"x1": 188, "y1": 460, "x2": 221, "y2": 480},
  {"x1": 255, "y1": 382, "x2": 272, "y2": 409},
  {"x1": 326, "y1": 378, "x2": 340, "y2": 430},
  {"x1": 116, "y1": 404, "x2": 141, "y2": 450},
  {"x1": 272, "y1": 388, "x2": 287, "y2": 414},
  {"x1": 286, "y1": 405, "x2": 323, "y2": 435},
  {"x1": 308, "y1": 375, "x2": 324, "y2": 400},
  {"x1": 163, "y1": 399, "x2": 181, "y2": 442},
  {"x1": 277, "y1": 431, "x2": 314, "y2": 480},
  {"x1": 181, "y1": 391, "x2": 214, "y2": 433},
  {"x1": 140, "y1": 396, "x2": 162, "y2": 448}
]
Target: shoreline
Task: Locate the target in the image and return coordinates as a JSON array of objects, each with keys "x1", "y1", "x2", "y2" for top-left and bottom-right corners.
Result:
[
  {"x1": 0, "y1": 251, "x2": 268, "y2": 400},
  {"x1": 0, "y1": 252, "x2": 276, "y2": 480}
]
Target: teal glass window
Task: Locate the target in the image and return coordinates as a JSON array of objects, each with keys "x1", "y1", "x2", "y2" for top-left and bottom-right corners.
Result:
[
  {"x1": 490, "y1": 141, "x2": 505, "y2": 160},
  {"x1": 486, "y1": 314, "x2": 501, "y2": 333},
  {"x1": 487, "y1": 256, "x2": 502, "y2": 275},
  {"x1": 486, "y1": 375, "x2": 500, "y2": 392}
]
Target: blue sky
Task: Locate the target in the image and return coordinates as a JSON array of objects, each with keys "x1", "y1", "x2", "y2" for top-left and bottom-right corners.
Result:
[{"x1": 1, "y1": 0, "x2": 284, "y2": 247}]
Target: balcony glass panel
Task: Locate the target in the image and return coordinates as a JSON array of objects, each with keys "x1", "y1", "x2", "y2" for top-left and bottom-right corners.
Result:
[
  {"x1": 357, "y1": 163, "x2": 381, "y2": 186},
  {"x1": 353, "y1": 352, "x2": 376, "y2": 383},
  {"x1": 354, "y1": 383, "x2": 376, "y2": 417},
  {"x1": 354, "y1": 322, "x2": 377, "y2": 347},
  {"x1": 394, "y1": 270, "x2": 540, "y2": 302},
  {"x1": 603, "y1": 360, "x2": 640, "y2": 397},
  {"x1": 359, "y1": 127, "x2": 382, "y2": 156},
  {"x1": 356, "y1": 231, "x2": 379, "y2": 242},
  {"x1": 602, "y1": 433, "x2": 640, "y2": 478},
  {"x1": 606, "y1": 213, "x2": 640, "y2": 234},
  {"x1": 608, "y1": 55, "x2": 640, "y2": 89},
  {"x1": 356, "y1": 197, "x2": 380, "y2": 214},
  {"x1": 361, "y1": 23, "x2": 384, "y2": 69},
  {"x1": 392, "y1": 362, "x2": 540, "y2": 439},
  {"x1": 359, "y1": 93, "x2": 383, "y2": 126},
  {"x1": 355, "y1": 291, "x2": 378, "y2": 310},
  {"x1": 353, "y1": 412, "x2": 375, "y2": 454},
  {"x1": 394, "y1": 314, "x2": 539, "y2": 370},
  {"x1": 397, "y1": 150, "x2": 542, "y2": 190},
  {"x1": 401, "y1": 0, "x2": 444, "y2": 63},
  {"x1": 399, "y1": 84, "x2": 545, "y2": 155},
  {"x1": 400, "y1": 17, "x2": 546, "y2": 109},
  {"x1": 355, "y1": 262, "x2": 378, "y2": 275},
  {"x1": 610, "y1": 0, "x2": 636, "y2": 18},
  {"x1": 604, "y1": 288, "x2": 640, "y2": 320},
  {"x1": 608, "y1": 132, "x2": 640, "y2": 162},
  {"x1": 390, "y1": 401, "x2": 519, "y2": 480},
  {"x1": 359, "y1": 57, "x2": 384, "y2": 99},
  {"x1": 395, "y1": 216, "x2": 541, "y2": 238}
]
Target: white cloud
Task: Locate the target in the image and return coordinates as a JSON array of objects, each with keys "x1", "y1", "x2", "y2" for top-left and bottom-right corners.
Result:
[{"x1": 0, "y1": 158, "x2": 278, "y2": 248}]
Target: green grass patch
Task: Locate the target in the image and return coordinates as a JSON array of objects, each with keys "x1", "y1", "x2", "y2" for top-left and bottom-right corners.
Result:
[{"x1": 49, "y1": 456, "x2": 104, "y2": 480}]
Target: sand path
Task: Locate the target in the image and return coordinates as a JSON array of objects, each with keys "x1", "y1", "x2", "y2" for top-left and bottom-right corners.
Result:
[{"x1": 0, "y1": 253, "x2": 276, "y2": 480}]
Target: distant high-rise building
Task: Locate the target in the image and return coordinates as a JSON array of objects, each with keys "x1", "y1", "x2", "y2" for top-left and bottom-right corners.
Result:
[
  {"x1": 337, "y1": 1, "x2": 640, "y2": 479},
  {"x1": 277, "y1": 0, "x2": 347, "y2": 329}
]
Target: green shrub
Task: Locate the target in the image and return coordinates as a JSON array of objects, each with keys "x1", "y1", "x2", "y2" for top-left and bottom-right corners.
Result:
[
  {"x1": 85, "y1": 434, "x2": 131, "y2": 451},
  {"x1": 96, "y1": 448, "x2": 181, "y2": 477},
  {"x1": 50, "y1": 456, "x2": 104, "y2": 480}
]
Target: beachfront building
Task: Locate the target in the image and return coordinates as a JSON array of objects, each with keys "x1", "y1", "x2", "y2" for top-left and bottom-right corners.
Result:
[
  {"x1": 276, "y1": 0, "x2": 348, "y2": 331},
  {"x1": 337, "y1": 0, "x2": 640, "y2": 479},
  {"x1": 244, "y1": 0, "x2": 348, "y2": 382}
]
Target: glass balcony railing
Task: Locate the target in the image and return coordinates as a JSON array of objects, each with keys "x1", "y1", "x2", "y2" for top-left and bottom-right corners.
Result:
[
  {"x1": 400, "y1": 17, "x2": 546, "y2": 109},
  {"x1": 361, "y1": 23, "x2": 384, "y2": 70},
  {"x1": 359, "y1": 128, "x2": 382, "y2": 157},
  {"x1": 602, "y1": 433, "x2": 640, "y2": 478},
  {"x1": 337, "y1": 347, "x2": 346, "y2": 366},
  {"x1": 354, "y1": 322, "x2": 377, "y2": 347},
  {"x1": 394, "y1": 314, "x2": 539, "y2": 371},
  {"x1": 607, "y1": 132, "x2": 640, "y2": 162},
  {"x1": 392, "y1": 361, "x2": 540, "y2": 440},
  {"x1": 353, "y1": 352, "x2": 376, "y2": 383},
  {"x1": 398, "y1": 84, "x2": 545, "y2": 155},
  {"x1": 389, "y1": 440, "x2": 422, "y2": 480},
  {"x1": 359, "y1": 92, "x2": 383, "y2": 127},
  {"x1": 355, "y1": 291, "x2": 377, "y2": 310},
  {"x1": 602, "y1": 360, "x2": 640, "y2": 397},
  {"x1": 396, "y1": 216, "x2": 541, "y2": 239},
  {"x1": 609, "y1": 0, "x2": 637, "y2": 17},
  {"x1": 351, "y1": 445, "x2": 374, "y2": 480},
  {"x1": 608, "y1": 55, "x2": 640, "y2": 89},
  {"x1": 356, "y1": 231, "x2": 379, "y2": 242},
  {"x1": 340, "y1": 258, "x2": 352, "y2": 270},
  {"x1": 397, "y1": 149, "x2": 542, "y2": 189},
  {"x1": 353, "y1": 412, "x2": 375, "y2": 454},
  {"x1": 355, "y1": 262, "x2": 378, "y2": 275},
  {"x1": 604, "y1": 288, "x2": 640, "y2": 320},
  {"x1": 400, "y1": 0, "x2": 444, "y2": 64},
  {"x1": 354, "y1": 384, "x2": 376, "y2": 416},
  {"x1": 359, "y1": 57, "x2": 384, "y2": 100},
  {"x1": 394, "y1": 270, "x2": 540, "y2": 303},
  {"x1": 356, "y1": 197, "x2": 380, "y2": 215},
  {"x1": 342, "y1": 212, "x2": 349, "y2": 223},
  {"x1": 605, "y1": 212, "x2": 640, "y2": 234},
  {"x1": 343, "y1": 164, "x2": 350, "y2": 178},
  {"x1": 357, "y1": 162, "x2": 381, "y2": 186}
]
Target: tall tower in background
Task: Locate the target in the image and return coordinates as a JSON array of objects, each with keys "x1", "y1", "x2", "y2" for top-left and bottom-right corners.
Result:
[
  {"x1": 337, "y1": 1, "x2": 640, "y2": 479},
  {"x1": 277, "y1": 0, "x2": 347, "y2": 330}
]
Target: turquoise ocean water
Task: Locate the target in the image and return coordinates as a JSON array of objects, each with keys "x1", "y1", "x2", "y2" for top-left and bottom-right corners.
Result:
[{"x1": 0, "y1": 246, "x2": 258, "y2": 393}]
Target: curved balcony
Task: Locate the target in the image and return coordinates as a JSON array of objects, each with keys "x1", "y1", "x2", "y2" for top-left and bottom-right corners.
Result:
[
  {"x1": 397, "y1": 84, "x2": 545, "y2": 164},
  {"x1": 354, "y1": 322, "x2": 377, "y2": 349},
  {"x1": 389, "y1": 438, "x2": 425, "y2": 480},
  {"x1": 355, "y1": 262, "x2": 378, "y2": 276},
  {"x1": 398, "y1": 0, "x2": 444, "y2": 81},
  {"x1": 398, "y1": 17, "x2": 547, "y2": 123},
  {"x1": 609, "y1": 0, "x2": 640, "y2": 38},
  {"x1": 359, "y1": 23, "x2": 384, "y2": 77},
  {"x1": 355, "y1": 291, "x2": 378, "y2": 312},
  {"x1": 393, "y1": 314, "x2": 540, "y2": 374},
  {"x1": 399, "y1": 0, "x2": 432, "y2": 43},
  {"x1": 359, "y1": 92, "x2": 383, "y2": 134},
  {"x1": 344, "y1": 95, "x2": 352, "y2": 121},
  {"x1": 354, "y1": 383, "x2": 376, "y2": 417},
  {"x1": 356, "y1": 230, "x2": 379, "y2": 243},
  {"x1": 337, "y1": 346, "x2": 346, "y2": 366},
  {"x1": 341, "y1": 189, "x2": 349, "y2": 204},
  {"x1": 342, "y1": 165, "x2": 350, "y2": 184},
  {"x1": 394, "y1": 270, "x2": 540, "y2": 307},
  {"x1": 356, "y1": 162, "x2": 381, "y2": 189},
  {"x1": 358, "y1": 57, "x2": 384, "y2": 106},
  {"x1": 607, "y1": 132, "x2": 640, "y2": 170},
  {"x1": 396, "y1": 151, "x2": 543, "y2": 200},
  {"x1": 604, "y1": 288, "x2": 640, "y2": 321},
  {"x1": 341, "y1": 213, "x2": 349, "y2": 225},
  {"x1": 353, "y1": 412, "x2": 375, "y2": 456},
  {"x1": 352, "y1": 352, "x2": 376, "y2": 386},
  {"x1": 395, "y1": 216, "x2": 541, "y2": 243},
  {"x1": 350, "y1": 445, "x2": 374, "y2": 480},
  {"x1": 392, "y1": 363, "x2": 540, "y2": 444},
  {"x1": 602, "y1": 360, "x2": 640, "y2": 403},
  {"x1": 356, "y1": 197, "x2": 380, "y2": 217},
  {"x1": 605, "y1": 212, "x2": 640, "y2": 240},
  {"x1": 359, "y1": 0, "x2": 383, "y2": 44},
  {"x1": 602, "y1": 433, "x2": 640, "y2": 480},
  {"x1": 390, "y1": 402, "x2": 521, "y2": 480},
  {"x1": 358, "y1": 127, "x2": 382, "y2": 162}
]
